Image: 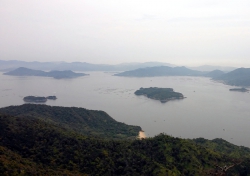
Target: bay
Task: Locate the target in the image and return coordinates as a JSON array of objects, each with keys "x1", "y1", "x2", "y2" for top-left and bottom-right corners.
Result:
[{"x1": 0, "y1": 71, "x2": 250, "y2": 147}]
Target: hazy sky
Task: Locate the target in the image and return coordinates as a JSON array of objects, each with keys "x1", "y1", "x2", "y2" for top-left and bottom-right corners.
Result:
[{"x1": 1, "y1": 0, "x2": 250, "y2": 67}]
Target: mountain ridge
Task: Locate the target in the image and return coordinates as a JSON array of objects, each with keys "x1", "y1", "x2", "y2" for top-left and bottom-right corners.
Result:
[
  {"x1": 0, "y1": 60, "x2": 174, "y2": 72},
  {"x1": 189, "y1": 65, "x2": 236, "y2": 72},
  {"x1": 3, "y1": 67, "x2": 88, "y2": 79},
  {"x1": 213, "y1": 67, "x2": 250, "y2": 86},
  {"x1": 114, "y1": 66, "x2": 204, "y2": 77},
  {"x1": 0, "y1": 104, "x2": 141, "y2": 139}
]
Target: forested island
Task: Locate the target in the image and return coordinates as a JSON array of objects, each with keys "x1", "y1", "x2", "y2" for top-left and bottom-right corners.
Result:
[
  {"x1": 135, "y1": 87, "x2": 185, "y2": 103},
  {"x1": 4, "y1": 67, "x2": 88, "y2": 79},
  {"x1": 23, "y1": 96, "x2": 57, "y2": 103},
  {"x1": 229, "y1": 88, "x2": 249, "y2": 92}
]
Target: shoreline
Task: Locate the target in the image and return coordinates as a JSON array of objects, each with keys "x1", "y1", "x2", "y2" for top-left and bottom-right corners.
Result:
[{"x1": 138, "y1": 131, "x2": 146, "y2": 139}]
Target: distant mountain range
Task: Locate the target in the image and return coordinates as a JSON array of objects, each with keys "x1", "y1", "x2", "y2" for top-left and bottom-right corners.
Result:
[
  {"x1": 114, "y1": 62, "x2": 176, "y2": 71},
  {"x1": 203, "y1": 69, "x2": 225, "y2": 78},
  {"x1": 0, "y1": 60, "x2": 238, "y2": 72},
  {"x1": 4, "y1": 67, "x2": 88, "y2": 79},
  {"x1": 189, "y1": 65, "x2": 236, "y2": 72},
  {"x1": 0, "y1": 60, "x2": 175, "y2": 72}
]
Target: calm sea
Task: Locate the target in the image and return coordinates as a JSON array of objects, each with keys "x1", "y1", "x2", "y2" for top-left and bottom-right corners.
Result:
[{"x1": 1, "y1": 72, "x2": 250, "y2": 147}]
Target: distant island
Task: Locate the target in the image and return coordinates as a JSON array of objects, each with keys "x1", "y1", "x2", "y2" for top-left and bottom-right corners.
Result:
[
  {"x1": 46, "y1": 96, "x2": 57, "y2": 100},
  {"x1": 213, "y1": 68, "x2": 250, "y2": 86},
  {"x1": 113, "y1": 65, "x2": 250, "y2": 87},
  {"x1": 113, "y1": 65, "x2": 228, "y2": 78},
  {"x1": 4, "y1": 67, "x2": 88, "y2": 79},
  {"x1": 135, "y1": 87, "x2": 185, "y2": 103},
  {"x1": 114, "y1": 66, "x2": 204, "y2": 77},
  {"x1": 23, "y1": 96, "x2": 57, "y2": 103},
  {"x1": 229, "y1": 88, "x2": 249, "y2": 92}
]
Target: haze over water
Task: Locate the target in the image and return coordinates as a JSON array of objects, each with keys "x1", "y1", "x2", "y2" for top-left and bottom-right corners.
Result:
[{"x1": 1, "y1": 72, "x2": 250, "y2": 147}]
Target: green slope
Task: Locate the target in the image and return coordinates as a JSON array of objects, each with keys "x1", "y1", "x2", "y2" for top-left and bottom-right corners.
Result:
[
  {"x1": 193, "y1": 138, "x2": 250, "y2": 158},
  {"x1": 1, "y1": 113, "x2": 250, "y2": 175},
  {"x1": 0, "y1": 104, "x2": 141, "y2": 139},
  {"x1": 1, "y1": 105, "x2": 250, "y2": 175}
]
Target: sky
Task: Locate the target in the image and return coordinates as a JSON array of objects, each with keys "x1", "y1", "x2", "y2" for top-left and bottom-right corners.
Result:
[{"x1": 1, "y1": 0, "x2": 250, "y2": 67}]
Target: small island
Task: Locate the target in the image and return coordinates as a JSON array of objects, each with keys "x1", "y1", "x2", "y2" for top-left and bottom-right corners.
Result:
[
  {"x1": 134, "y1": 87, "x2": 185, "y2": 103},
  {"x1": 23, "y1": 96, "x2": 57, "y2": 103},
  {"x1": 46, "y1": 96, "x2": 57, "y2": 100},
  {"x1": 229, "y1": 88, "x2": 249, "y2": 92}
]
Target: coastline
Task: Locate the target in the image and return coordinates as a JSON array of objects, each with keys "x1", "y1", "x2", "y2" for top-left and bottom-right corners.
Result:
[{"x1": 138, "y1": 131, "x2": 146, "y2": 139}]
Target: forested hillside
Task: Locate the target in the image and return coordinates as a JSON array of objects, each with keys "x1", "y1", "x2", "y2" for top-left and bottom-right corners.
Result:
[
  {"x1": 0, "y1": 104, "x2": 141, "y2": 139},
  {"x1": 0, "y1": 105, "x2": 250, "y2": 175}
]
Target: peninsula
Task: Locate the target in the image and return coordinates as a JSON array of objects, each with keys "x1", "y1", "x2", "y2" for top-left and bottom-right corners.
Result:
[
  {"x1": 23, "y1": 96, "x2": 57, "y2": 103},
  {"x1": 4, "y1": 67, "x2": 88, "y2": 79},
  {"x1": 135, "y1": 87, "x2": 185, "y2": 103}
]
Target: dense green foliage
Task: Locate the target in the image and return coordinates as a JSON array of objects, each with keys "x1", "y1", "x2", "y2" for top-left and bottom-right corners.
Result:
[
  {"x1": 0, "y1": 104, "x2": 141, "y2": 139},
  {"x1": 135, "y1": 87, "x2": 184, "y2": 102},
  {"x1": 1, "y1": 104, "x2": 250, "y2": 175},
  {"x1": 193, "y1": 138, "x2": 250, "y2": 159},
  {"x1": 1, "y1": 113, "x2": 250, "y2": 175},
  {"x1": 4, "y1": 67, "x2": 88, "y2": 79},
  {"x1": 213, "y1": 68, "x2": 250, "y2": 86},
  {"x1": 0, "y1": 145, "x2": 77, "y2": 176}
]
